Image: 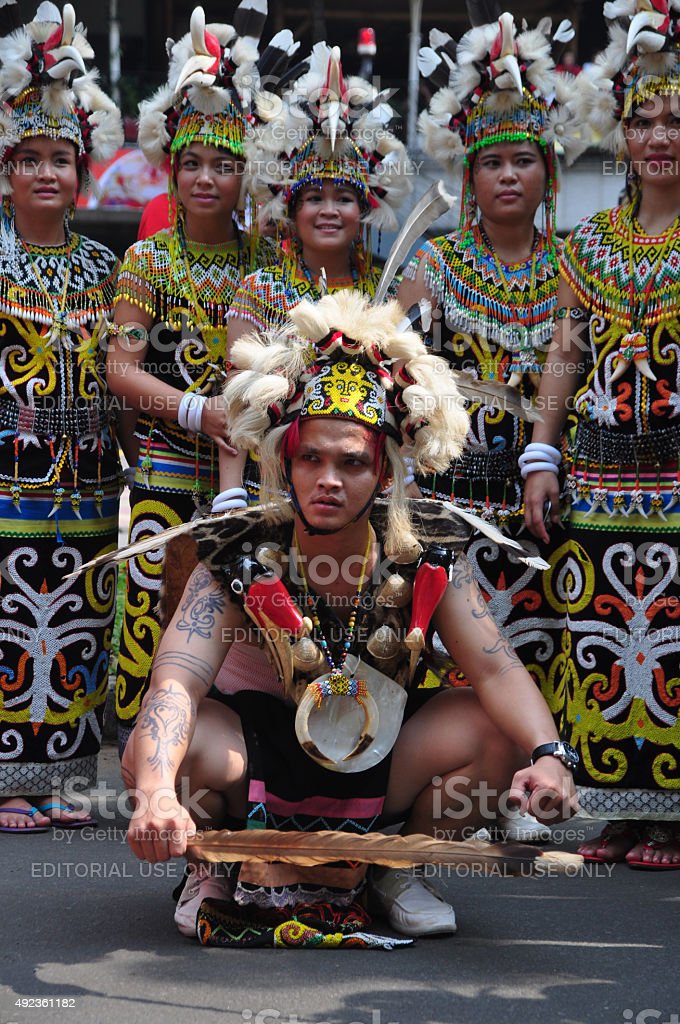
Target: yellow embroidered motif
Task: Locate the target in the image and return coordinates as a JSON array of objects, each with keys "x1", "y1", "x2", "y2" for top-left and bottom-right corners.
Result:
[{"x1": 302, "y1": 361, "x2": 385, "y2": 426}]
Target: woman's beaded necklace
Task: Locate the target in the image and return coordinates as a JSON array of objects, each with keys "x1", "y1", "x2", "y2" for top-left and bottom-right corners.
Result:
[
  {"x1": 298, "y1": 253, "x2": 359, "y2": 301},
  {"x1": 478, "y1": 222, "x2": 543, "y2": 387},
  {"x1": 177, "y1": 218, "x2": 244, "y2": 332},
  {"x1": 610, "y1": 201, "x2": 680, "y2": 382},
  {"x1": 294, "y1": 526, "x2": 372, "y2": 694},
  {"x1": 20, "y1": 234, "x2": 72, "y2": 344},
  {"x1": 479, "y1": 222, "x2": 539, "y2": 308}
]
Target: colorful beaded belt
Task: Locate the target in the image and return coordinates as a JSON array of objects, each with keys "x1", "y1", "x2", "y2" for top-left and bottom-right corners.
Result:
[
  {"x1": 0, "y1": 397, "x2": 111, "y2": 437},
  {"x1": 572, "y1": 420, "x2": 680, "y2": 466}
]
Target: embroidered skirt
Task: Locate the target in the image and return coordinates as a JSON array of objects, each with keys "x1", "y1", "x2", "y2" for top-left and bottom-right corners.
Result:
[
  {"x1": 0, "y1": 484, "x2": 119, "y2": 794},
  {"x1": 548, "y1": 444, "x2": 680, "y2": 820}
]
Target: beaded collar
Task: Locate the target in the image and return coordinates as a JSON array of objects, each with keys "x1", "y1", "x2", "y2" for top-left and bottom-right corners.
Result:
[
  {"x1": 0, "y1": 233, "x2": 118, "y2": 328},
  {"x1": 228, "y1": 262, "x2": 380, "y2": 332},
  {"x1": 116, "y1": 228, "x2": 273, "y2": 331},
  {"x1": 562, "y1": 204, "x2": 680, "y2": 331},
  {"x1": 404, "y1": 228, "x2": 559, "y2": 350}
]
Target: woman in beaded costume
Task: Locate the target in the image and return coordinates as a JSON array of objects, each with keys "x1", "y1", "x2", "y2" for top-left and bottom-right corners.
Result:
[
  {"x1": 0, "y1": 2, "x2": 123, "y2": 831},
  {"x1": 397, "y1": 10, "x2": 587, "y2": 707},
  {"x1": 213, "y1": 42, "x2": 412, "y2": 512},
  {"x1": 107, "y1": 4, "x2": 298, "y2": 750},
  {"x1": 525, "y1": 0, "x2": 680, "y2": 867}
]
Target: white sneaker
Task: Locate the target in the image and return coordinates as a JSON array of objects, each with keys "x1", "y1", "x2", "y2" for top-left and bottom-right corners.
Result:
[
  {"x1": 174, "y1": 863, "x2": 231, "y2": 938},
  {"x1": 370, "y1": 867, "x2": 457, "y2": 937},
  {"x1": 494, "y1": 809, "x2": 551, "y2": 843}
]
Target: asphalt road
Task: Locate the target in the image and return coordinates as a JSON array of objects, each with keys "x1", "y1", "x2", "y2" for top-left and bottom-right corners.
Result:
[{"x1": 1, "y1": 742, "x2": 677, "y2": 1024}]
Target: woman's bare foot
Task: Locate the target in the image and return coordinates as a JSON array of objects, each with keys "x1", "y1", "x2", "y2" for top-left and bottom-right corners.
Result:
[
  {"x1": 626, "y1": 824, "x2": 680, "y2": 869},
  {"x1": 577, "y1": 822, "x2": 639, "y2": 862},
  {"x1": 0, "y1": 797, "x2": 51, "y2": 831}
]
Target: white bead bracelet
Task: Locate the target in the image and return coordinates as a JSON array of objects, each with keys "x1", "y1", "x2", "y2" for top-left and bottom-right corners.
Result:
[{"x1": 212, "y1": 487, "x2": 248, "y2": 512}]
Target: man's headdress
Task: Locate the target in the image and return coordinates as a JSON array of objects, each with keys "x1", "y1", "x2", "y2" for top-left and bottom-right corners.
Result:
[
  {"x1": 223, "y1": 290, "x2": 470, "y2": 559},
  {"x1": 0, "y1": 1, "x2": 123, "y2": 195}
]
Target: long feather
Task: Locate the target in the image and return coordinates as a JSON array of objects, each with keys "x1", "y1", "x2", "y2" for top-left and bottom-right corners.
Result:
[
  {"x1": 188, "y1": 828, "x2": 583, "y2": 875},
  {"x1": 465, "y1": 0, "x2": 502, "y2": 28},
  {"x1": 371, "y1": 181, "x2": 455, "y2": 307},
  {"x1": 451, "y1": 371, "x2": 544, "y2": 423},
  {"x1": 256, "y1": 29, "x2": 299, "y2": 78},
  {"x1": 232, "y1": 0, "x2": 267, "y2": 45},
  {"x1": 429, "y1": 27, "x2": 457, "y2": 62},
  {"x1": 272, "y1": 56, "x2": 309, "y2": 93},
  {"x1": 418, "y1": 47, "x2": 451, "y2": 90},
  {"x1": 62, "y1": 503, "x2": 281, "y2": 580},
  {"x1": 443, "y1": 501, "x2": 549, "y2": 569},
  {"x1": 62, "y1": 519, "x2": 198, "y2": 579}
]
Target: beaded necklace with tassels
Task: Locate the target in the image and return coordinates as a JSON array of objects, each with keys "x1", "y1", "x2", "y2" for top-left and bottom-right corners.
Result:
[
  {"x1": 294, "y1": 526, "x2": 373, "y2": 706},
  {"x1": 609, "y1": 202, "x2": 680, "y2": 383}
]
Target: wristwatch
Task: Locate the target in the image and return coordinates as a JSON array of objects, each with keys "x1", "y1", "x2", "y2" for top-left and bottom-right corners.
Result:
[{"x1": 530, "y1": 741, "x2": 580, "y2": 771}]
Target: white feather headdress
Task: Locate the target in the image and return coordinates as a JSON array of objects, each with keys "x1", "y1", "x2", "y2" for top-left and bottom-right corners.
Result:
[
  {"x1": 137, "y1": 2, "x2": 299, "y2": 170},
  {"x1": 246, "y1": 41, "x2": 413, "y2": 231},
  {"x1": 0, "y1": 1, "x2": 123, "y2": 194},
  {"x1": 418, "y1": 12, "x2": 588, "y2": 176},
  {"x1": 574, "y1": 1, "x2": 680, "y2": 154}
]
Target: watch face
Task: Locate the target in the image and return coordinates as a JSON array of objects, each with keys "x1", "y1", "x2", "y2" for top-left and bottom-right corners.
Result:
[{"x1": 559, "y1": 742, "x2": 579, "y2": 767}]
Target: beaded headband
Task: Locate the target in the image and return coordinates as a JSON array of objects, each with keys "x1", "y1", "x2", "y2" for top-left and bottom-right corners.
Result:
[
  {"x1": 577, "y1": 1, "x2": 680, "y2": 154},
  {"x1": 284, "y1": 140, "x2": 371, "y2": 209},
  {"x1": 169, "y1": 101, "x2": 246, "y2": 159},
  {"x1": 6, "y1": 85, "x2": 84, "y2": 155},
  {"x1": 0, "y1": 2, "x2": 123, "y2": 194}
]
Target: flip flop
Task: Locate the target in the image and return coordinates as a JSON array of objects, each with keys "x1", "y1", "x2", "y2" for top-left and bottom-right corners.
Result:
[
  {"x1": 626, "y1": 825, "x2": 680, "y2": 870},
  {"x1": 578, "y1": 822, "x2": 639, "y2": 863},
  {"x1": 36, "y1": 802, "x2": 97, "y2": 830},
  {"x1": 0, "y1": 805, "x2": 50, "y2": 834}
]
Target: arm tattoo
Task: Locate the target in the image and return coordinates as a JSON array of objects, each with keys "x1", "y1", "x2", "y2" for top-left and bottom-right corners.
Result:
[
  {"x1": 138, "y1": 686, "x2": 193, "y2": 774},
  {"x1": 154, "y1": 650, "x2": 216, "y2": 690},
  {"x1": 450, "y1": 555, "x2": 490, "y2": 620},
  {"x1": 177, "y1": 564, "x2": 226, "y2": 641},
  {"x1": 482, "y1": 637, "x2": 523, "y2": 677},
  {"x1": 449, "y1": 555, "x2": 474, "y2": 590}
]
